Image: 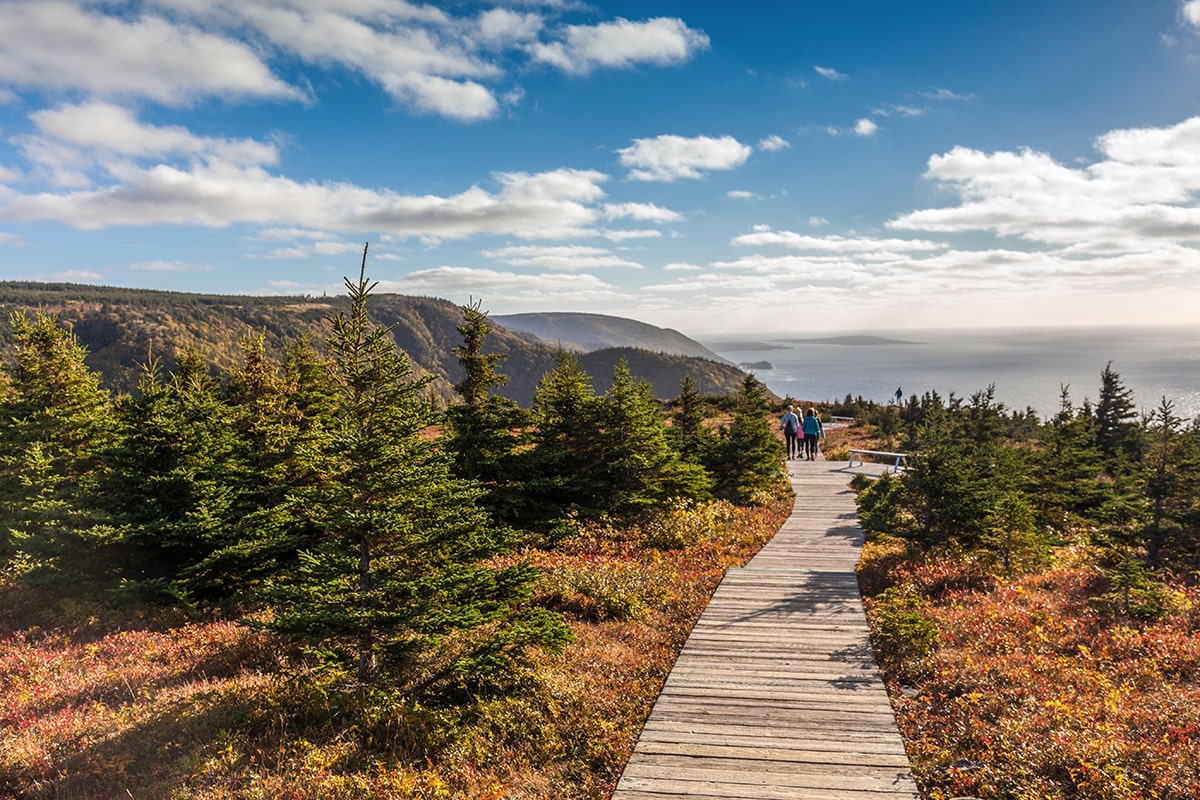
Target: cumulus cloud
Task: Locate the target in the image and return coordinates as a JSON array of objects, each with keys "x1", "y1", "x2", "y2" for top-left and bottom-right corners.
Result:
[
  {"x1": 890, "y1": 116, "x2": 1200, "y2": 247},
  {"x1": 530, "y1": 17, "x2": 709, "y2": 74},
  {"x1": 381, "y1": 265, "x2": 623, "y2": 305},
  {"x1": 602, "y1": 202, "x2": 683, "y2": 222},
  {"x1": 0, "y1": 1, "x2": 711, "y2": 123},
  {"x1": 260, "y1": 241, "x2": 366, "y2": 260},
  {"x1": 758, "y1": 134, "x2": 790, "y2": 152},
  {"x1": 0, "y1": 1, "x2": 299, "y2": 104},
  {"x1": 815, "y1": 65, "x2": 848, "y2": 81},
  {"x1": 480, "y1": 244, "x2": 643, "y2": 270},
  {"x1": 919, "y1": 87, "x2": 973, "y2": 102},
  {"x1": 129, "y1": 259, "x2": 194, "y2": 272},
  {"x1": 17, "y1": 268, "x2": 106, "y2": 283},
  {"x1": 476, "y1": 8, "x2": 544, "y2": 44},
  {"x1": 618, "y1": 134, "x2": 752, "y2": 182},
  {"x1": 727, "y1": 190, "x2": 758, "y2": 200},
  {"x1": 0, "y1": 123, "x2": 611, "y2": 239},
  {"x1": 732, "y1": 228, "x2": 947, "y2": 254},
  {"x1": 1184, "y1": 0, "x2": 1200, "y2": 28},
  {"x1": 855, "y1": 118, "x2": 879, "y2": 137},
  {"x1": 26, "y1": 102, "x2": 279, "y2": 169}
]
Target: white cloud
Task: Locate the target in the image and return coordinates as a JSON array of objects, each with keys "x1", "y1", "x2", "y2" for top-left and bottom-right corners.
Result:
[
  {"x1": 27, "y1": 102, "x2": 279, "y2": 168},
  {"x1": 216, "y1": 1, "x2": 501, "y2": 121},
  {"x1": 601, "y1": 229, "x2": 663, "y2": 241},
  {"x1": 758, "y1": 134, "x2": 790, "y2": 152},
  {"x1": 261, "y1": 241, "x2": 365, "y2": 260},
  {"x1": 663, "y1": 261, "x2": 702, "y2": 271},
  {"x1": 732, "y1": 228, "x2": 947, "y2": 254},
  {"x1": 809, "y1": 216, "x2": 829, "y2": 227},
  {"x1": 129, "y1": 259, "x2": 194, "y2": 272},
  {"x1": 603, "y1": 202, "x2": 683, "y2": 222},
  {"x1": 476, "y1": 8, "x2": 544, "y2": 44},
  {"x1": 0, "y1": 1, "x2": 299, "y2": 104},
  {"x1": 727, "y1": 190, "x2": 758, "y2": 200},
  {"x1": 530, "y1": 17, "x2": 709, "y2": 74},
  {"x1": 890, "y1": 116, "x2": 1200, "y2": 248},
  {"x1": 1184, "y1": 0, "x2": 1200, "y2": 28},
  {"x1": 2, "y1": 101, "x2": 624, "y2": 239},
  {"x1": 17, "y1": 269, "x2": 106, "y2": 283},
  {"x1": 618, "y1": 134, "x2": 752, "y2": 182},
  {"x1": 381, "y1": 265, "x2": 623, "y2": 305},
  {"x1": 873, "y1": 104, "x2": 925, "y2": 118},
  {"x1": 919, "y1": 87, "x2": 973, "y2": 102},
  {"x1": 815, "y1": 65, "x2": 848, "y2": 81},
  {"x1": 855, "y1": 118, "x2": 879, "y2": 137},
  {"x1": 0, "y1": 2, "x2": 714, "y2": 124},
  {"x1": 481, "y1": 244, "x2": 642, "y2": 270},
  {"x1": 0, "y1": 140, "x2": 611, "y2": 239}
]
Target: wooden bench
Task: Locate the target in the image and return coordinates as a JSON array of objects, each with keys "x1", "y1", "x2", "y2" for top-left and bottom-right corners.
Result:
[
  {"x1": 830, "y1": 415, "x2": 855, "y2": 424},
  {"x1": 847, "y1": 448, "x2": 908, "y2": 472}
]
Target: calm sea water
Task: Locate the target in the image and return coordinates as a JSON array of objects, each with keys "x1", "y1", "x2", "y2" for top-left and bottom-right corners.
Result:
[{"x1": 702, "y1": 326, "x2": 1200, "y2": 423}]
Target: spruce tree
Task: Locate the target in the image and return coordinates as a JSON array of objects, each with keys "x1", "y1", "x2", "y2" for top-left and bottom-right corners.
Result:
[
  {"x1": 1033, "y1": 386, "x2": 1107, "y2": 537},
  {"x1": 669, "y1": 374, "x2": 710, "y2": 462},
  {"x1": 184, "y1": 333, "x2": 315, "y2": 596},
  {"x1": 263, "y1": 247, "x2": 568, "y2": 688},
  {"x1": 445, "y1": 301, "x2": 526, "y2": 524},
  {"x1": 0, "y1": 311, "x2": 115, "y2": 577},
  {"x1": 593, "y1": 360, "x2": 711, "y2": 520},
  {"x1": 704, "y1": 374, "x2": 784, "y2": 503},
  {"x1": 1142, "y1": 397, "x2": 1184, "y2": 567},
  {"x1": 523, "y1": 350, "x2": 606, "y2": 527},
  {"x1": 1095, "y1": 362, "x2": 1140, "y2": 466},
  {"x1": 104, "y1": 356, "x2": 243, "y2": 600}
]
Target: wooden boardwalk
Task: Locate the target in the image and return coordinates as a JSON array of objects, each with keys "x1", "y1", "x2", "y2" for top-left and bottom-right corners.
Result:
[{"x1": 611, "y1": 460, "x2": 921, "y2": 799}]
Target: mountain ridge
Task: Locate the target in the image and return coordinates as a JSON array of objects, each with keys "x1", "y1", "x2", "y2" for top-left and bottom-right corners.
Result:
[
  {"x1": 493, "y1": 311, "x2": 732, "y2": 364},
  {"x1": 0, "y1": 282, "x2": 752, "y2": 405}
]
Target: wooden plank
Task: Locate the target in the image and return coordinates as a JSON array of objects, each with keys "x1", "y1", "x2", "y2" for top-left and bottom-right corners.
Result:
[{"x1": 611, "y1": 460, "x2": 919, "y2": 800}]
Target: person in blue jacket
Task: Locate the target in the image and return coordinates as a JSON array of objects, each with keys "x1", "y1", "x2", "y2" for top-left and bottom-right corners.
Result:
[{"x1": 802, "y1": 408, "x2": 824, "y2": 460}]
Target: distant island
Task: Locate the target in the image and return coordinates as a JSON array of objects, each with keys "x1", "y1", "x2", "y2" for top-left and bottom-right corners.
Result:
[
  {"x1": 739, "y1": 361, "x2": 774, "y2": 370},
  {"x1": 782, "y1": 335, "x2": 919, "y2": 346},
  {"x1": 704, "y1": 334, "x2": 918, "y2": 352},
  {"x1": 704, "y1": 340, "x2": 794, "y2": 352}
]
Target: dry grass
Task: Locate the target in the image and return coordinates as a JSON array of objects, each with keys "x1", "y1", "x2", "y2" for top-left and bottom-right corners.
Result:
[{"x1": 0, "y1": 493, "x2": 792, "y2": 800}]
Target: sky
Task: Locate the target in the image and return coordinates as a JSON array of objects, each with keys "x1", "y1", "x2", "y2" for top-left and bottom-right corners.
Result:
[{"x1": 2, "y1": 1, "x2": 1200, "y2": 335}]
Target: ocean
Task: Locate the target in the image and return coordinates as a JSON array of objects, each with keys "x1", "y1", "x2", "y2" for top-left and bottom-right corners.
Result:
[{"x1": 701, "y1": 326, "x2": 1200, "y2": 423}]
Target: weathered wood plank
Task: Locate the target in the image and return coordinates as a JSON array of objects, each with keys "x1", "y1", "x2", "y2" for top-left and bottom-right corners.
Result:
[{"x1": 610, "y1": 460, "x2": 919, "y2": 799}]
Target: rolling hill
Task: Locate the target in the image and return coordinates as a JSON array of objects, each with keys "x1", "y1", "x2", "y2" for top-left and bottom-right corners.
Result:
[
  {"x1": 493, "y1": 311, "x2": 732, "y2": 363},
  {"x1": 0, "y1": 282, "x2": 752, "y2": 406}
]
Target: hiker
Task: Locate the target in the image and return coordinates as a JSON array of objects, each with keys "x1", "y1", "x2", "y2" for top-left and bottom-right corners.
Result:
[
  {"x1": 802, "y1": 408, "x2": 824, "y2": 460},
  {"x1": 781, "y1": 405, "x2": 801, "y2": 459}
]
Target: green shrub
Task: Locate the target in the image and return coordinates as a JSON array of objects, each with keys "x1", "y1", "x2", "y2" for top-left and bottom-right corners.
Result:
[
  {"x1": 868, "y1": 586, "x2": 939, "y2": 682},
  {"x1": 538, "y1": 560, "x2": 674, "y2": 621},
  {"x1": 638, "y1": 500, "x2": 735, "y2": 550},
  {"x1": 847, "y1": 472, "x2": 874, "y2": 493}
]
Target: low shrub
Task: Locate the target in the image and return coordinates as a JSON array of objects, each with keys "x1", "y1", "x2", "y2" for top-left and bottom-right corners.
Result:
[{"x1": 537, "y1": 558, "x2": 674, "y2": 621}]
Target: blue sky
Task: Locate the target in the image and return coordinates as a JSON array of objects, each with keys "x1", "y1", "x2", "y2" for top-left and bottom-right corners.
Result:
[{"x1": 2, "y1": 0, "x2": 1200, "y2": 334}]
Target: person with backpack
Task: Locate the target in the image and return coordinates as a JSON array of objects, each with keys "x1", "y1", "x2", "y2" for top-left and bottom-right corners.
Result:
[
  {"x1": 802, "y1": 407, "x2": 825, "y2": 460},
  {"x1": 781, "y1": 405, "x2": 801, "y2": 459}
]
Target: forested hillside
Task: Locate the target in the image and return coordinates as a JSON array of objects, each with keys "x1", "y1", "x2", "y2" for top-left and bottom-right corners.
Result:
[{"x1": 0, "y1": 282, "x2": 749, "y2": 404}]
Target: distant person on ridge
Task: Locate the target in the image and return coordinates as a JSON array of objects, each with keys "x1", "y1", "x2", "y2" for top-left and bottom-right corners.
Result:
[
  {"x1": 781, "y1": 405, "x2": 801, "y2": 459},
  {"x1": 802, "y1": 408, "x2": 824, "y2": 461}
]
